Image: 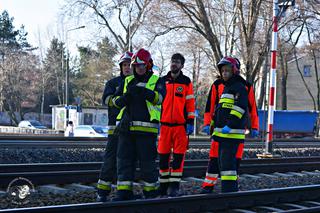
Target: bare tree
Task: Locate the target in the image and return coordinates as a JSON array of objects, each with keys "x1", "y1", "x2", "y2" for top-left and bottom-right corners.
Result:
[
  {"x1": 147, "y1": 0, "x2": 274, "y2": 83},
  {"x1": 0, "y1": 48, "x2": 40, "y2": 124},
  {"x1": 277, "y1": 18, "x2": 305, "y2": 109},
  {"x1": 306, "y1": 24, "x2": 320, "y2": 110},
  {"x1": 35, "y1": 30, "x2": 55, "y2": 122},
  {"x1": 279, "y1": 1, "x2": 320, "y2": 110},
  {"x1": 65, "y1": 0, "x2": 152, "y2": 52}
]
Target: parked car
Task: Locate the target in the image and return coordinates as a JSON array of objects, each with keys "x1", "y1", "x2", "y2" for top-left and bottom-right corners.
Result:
[
  {"x1": 101, "y1": 126, "x2": 108, "y2": 134},
  {"x1": 18, "y1": 120, "x2": 47, "y2": 129},
  {"x1": 73, "y1": 125, "x2": 108, "y2": 137}
]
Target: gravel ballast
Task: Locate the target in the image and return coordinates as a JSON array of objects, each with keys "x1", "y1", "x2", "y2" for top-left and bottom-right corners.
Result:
[
  {"x1": 1, "y1": 148, "x2": 320, "y2": 163},
  {"x1": 2, "y1": 171, "x2": 320, "y2": 209}
]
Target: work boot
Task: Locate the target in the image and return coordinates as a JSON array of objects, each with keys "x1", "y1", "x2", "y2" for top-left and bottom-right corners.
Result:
[
  {"x1": 96, "y1": 189, "x2": 110, "y2": 202},
  {"x1": 168, "y1": 182, "x2": 180, "y2": 197},
  {"x1": 200, "y1": 186, "x2": 213, "y2": 194},
  {"x1": 159, "y1": 182, "x2": 169, "y2": 196},
  {"x1": 112, "y1": 190, "x2": 134, "y2": 201}
]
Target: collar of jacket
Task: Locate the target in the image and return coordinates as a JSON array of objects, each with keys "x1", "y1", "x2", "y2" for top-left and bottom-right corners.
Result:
[
  {"x1": 134, "y1": 70, "x2": 153, "y2": 82},
  {"x1": 224, "y1": 75, "x2": 238, "y2": 85},
  {"x1": 166, "y1": 70, "x2": 183, "y2": 81}
]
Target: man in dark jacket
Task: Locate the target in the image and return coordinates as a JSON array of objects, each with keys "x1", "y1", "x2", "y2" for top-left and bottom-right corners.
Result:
[
  {"x1": 205, "y1": 57, "x2": 248, "y2": 193},
  {"x1": 96, "y1": 51, "x2": 133, "y2": 202},
  {"x1": 201, "y1": 57, "x2": 259, "y2": 193},
  {"x1": 112, "y1": 48, "x2": 166, "y2": 201}
]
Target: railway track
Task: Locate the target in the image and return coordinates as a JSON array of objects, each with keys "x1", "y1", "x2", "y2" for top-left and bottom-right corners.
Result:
[
  {"x1": 2, "y1": 157, "x2": 320, "y2": 212},
  {"x1": 2, "y1": 185, "x2": 320, "y2": 212},
  {"x1": 1, "y1": 135, "x2": 320, "y2": 149},
  {"x1": 1, "y1": 157, "x2": 320, "y2": 188}
]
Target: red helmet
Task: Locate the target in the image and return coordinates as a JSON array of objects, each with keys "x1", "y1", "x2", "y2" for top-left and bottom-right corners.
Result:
[
  {"x1": 131, "y1": 48, "x2": 153, "y2": 70},
  {"x1": 118, "y1": 51, "x2": 133, "y2": 65},
  {"x1": 217, "y1": 57, "x2": 239, "y2": 75}
]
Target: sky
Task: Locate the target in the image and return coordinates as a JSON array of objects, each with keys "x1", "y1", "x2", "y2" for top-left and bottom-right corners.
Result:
[
  {"x1": 0, "y1": 0, "x2": 179, "y2": 71},
  {"x1": 0, "y1": 0, "x2": 89, "y2": 56}
]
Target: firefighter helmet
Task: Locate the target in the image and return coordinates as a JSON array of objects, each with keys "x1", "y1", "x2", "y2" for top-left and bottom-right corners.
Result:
[
  {"x1": 217, "y1": 57, "x2": 239, "y2": 75},
  {"x1": 118, "y1": 51, "x2": 133, "y2": 65},
  {"x1": 131, "y1": 48, "x2": 153, "y2": 70},
  {"x1": 234, "y1": 57, "x2": 241, "y2": 70}
]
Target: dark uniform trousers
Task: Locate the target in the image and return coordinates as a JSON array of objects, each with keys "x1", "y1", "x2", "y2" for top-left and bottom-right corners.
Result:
[
  {"x1": 203, "y1": 139, "x2": 244, "y2": 191},
  {"x1": 98, "y1": 134, "x2": 118, "y2": 186},
  {"x1": 218, "y1": 139, "x2": 241, "y2": 192},
  {"x1": 117, "y1": 132, "x2": 158, "y2": 198}
]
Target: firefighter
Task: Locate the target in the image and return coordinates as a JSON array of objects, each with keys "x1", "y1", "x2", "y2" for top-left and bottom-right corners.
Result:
[
  {"x1": 96, "y1": 51, "x2": 133, "y2": 202},
  {"x1": 112, "y1": 48, "x2": 166, "y2": 201},
  {"x1": 201, "y1": 57, "x2": 259, "y2": 193},
  {"x1": 201, "y1": 57, "x2": 248, "y2": 193},
  {"x1": 158, "y1": 53, "x2": 195, "y2": 197}
]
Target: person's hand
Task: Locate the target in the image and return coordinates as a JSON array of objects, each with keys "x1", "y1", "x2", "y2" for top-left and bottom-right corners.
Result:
[
  {"x1": 186, "y1": 124, "x2": 194, "y2": 135},
  {"x1": 201, "y1": 125, "x2": 210, "y2": 135},
  {"x1": 251, "y1": 129, "x2": 259, "y2": 138},
  {"x1": 128, "y1": 85, "x2": 144, "y2": 95},
  {"x1": 221, "y1": 125, "x2": 231, "y2": 134}
]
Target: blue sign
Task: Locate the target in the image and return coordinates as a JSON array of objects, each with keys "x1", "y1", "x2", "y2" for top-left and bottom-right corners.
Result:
[
  {"x1": 195, "y1": 109, "x2": 199, "y2": 117},
  {"x1": 65, "y1": 106, "x2": 77, "y2": 110}
]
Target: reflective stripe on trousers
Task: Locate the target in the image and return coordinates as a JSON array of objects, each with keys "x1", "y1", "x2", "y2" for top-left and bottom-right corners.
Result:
[
  {"x1": 202, "y1": 173, "x2": 218, "y2": 187},
  {"x1": 140, "y1": 180, "x2": 159, "y2": 192},
  {"x1": 97, "y1": 179, "x2": 112, "y2": 191},
  {"x1": 221, "y1": 170, "x2": 238, "y2": 181},
  {"x1": 117, "y1": 181, "x2": 133, "y2": 191}
]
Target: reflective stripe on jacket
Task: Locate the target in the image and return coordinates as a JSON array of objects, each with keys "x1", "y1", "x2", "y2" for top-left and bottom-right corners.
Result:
[
  {"x1": 212, "y1": 76, "x2": 248, "y2": 141},
  {"x1": 203, "y1": 75, "x2": 259, "y2": 130},
  {"x1": 115, "y1": 73, "x2": 165, "y2": 134}
]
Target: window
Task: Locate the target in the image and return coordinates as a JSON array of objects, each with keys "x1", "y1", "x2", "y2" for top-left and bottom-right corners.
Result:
[
  {"x1": 84, "y1": 113, "x2": 93, "y2": 125},
  {"x1": 303, "y1": 65, "x2": 311, "y2": 77}
]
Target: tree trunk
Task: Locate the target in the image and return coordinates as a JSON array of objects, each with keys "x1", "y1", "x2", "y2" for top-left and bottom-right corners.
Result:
[
  {"x1": 40, "y1": 82, "x2": 45, "y2": 122},
  {"x1": 279, "y1": 44, "x2": 287, "y2": 110},
  {"x1": 258, "y1": 56, "x2": 268, "y2": 109},
  {"x1": 307, "y1": 27, "x2": 320, "y2": 110}
]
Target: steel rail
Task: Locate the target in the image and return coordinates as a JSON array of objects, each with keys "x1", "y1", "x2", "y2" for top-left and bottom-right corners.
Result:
[
  {"x1": 2, "y1": 185, "x2": 320, "y2": 212},
  {"x1": 2, "y1": 140, "x2": 320, "y2": 149},
  {"x1": 2, "y1": 157, "x2": 320, "y2": 188},
  {"x1": 0, "y1": 135, "x2": 319, "y2": 141},
  {"x1": 3, "y1": 156, "x2": 320, "y2": 172}
]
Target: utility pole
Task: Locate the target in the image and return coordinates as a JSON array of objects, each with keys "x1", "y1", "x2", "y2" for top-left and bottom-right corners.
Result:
[
  {"x1": 65, "y1": 25, "x2": 85, "y2": 127},
  {"x1": 264, "y1": 0, "x2": 295, "y2": 157}
]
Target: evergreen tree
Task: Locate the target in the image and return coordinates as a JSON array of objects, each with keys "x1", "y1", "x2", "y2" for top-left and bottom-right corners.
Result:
[
  {"x1": 43, "y1": 38, "x2": 66, "y2": 106},
  {"x1": 73, "y1": 37, "x2": 117, "y2": 106},
  {"x1": 0, "y1": 10, "x2": 19, "y2": 47},
  {"x1": 0, "y1": 10, "x2": 31, "y2": 50}
]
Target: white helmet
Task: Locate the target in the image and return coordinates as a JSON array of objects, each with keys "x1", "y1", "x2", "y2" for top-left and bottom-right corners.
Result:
[{"x1": 118, "y1": 51, "x2": 133, "y2": 65}]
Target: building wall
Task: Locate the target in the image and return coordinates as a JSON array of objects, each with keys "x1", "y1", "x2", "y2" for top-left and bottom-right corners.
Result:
[
  {"x1": 51, "y1": 105, "x2": 108, "y2": 130},
  {"x1": 285, "y1": 57, "x2": 319, "y2": 110}
]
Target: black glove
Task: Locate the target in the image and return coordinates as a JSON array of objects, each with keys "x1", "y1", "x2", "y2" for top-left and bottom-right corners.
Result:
[
  {"x1": 117, "y1": 92, "x2": 132, "y2": 106},
  {"x1": 144, "y1": 88, "x2": 156, "y2": 102},
  {"x1": 127, "y1": 85, "x2": 144, "y2": 96},
  {"x1": 128, "y1": 85, "x2": 155, "y2": 102}
]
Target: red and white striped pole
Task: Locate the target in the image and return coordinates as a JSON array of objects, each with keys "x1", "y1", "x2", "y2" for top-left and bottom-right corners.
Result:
[{"x1": 266, "y1": 0, "x2": 279, "y2": 154}]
